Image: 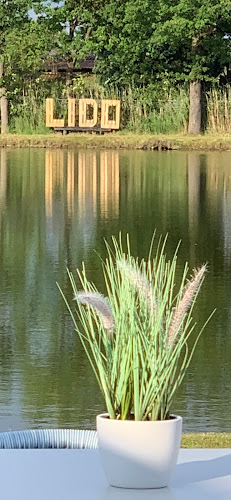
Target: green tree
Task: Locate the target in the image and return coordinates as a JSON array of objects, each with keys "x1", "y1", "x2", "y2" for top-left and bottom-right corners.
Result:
[
  {"x1": 47, "y1": 0, "x2": 103, "y2": 95},
  {"x1": 92, "y1": 0, "x2": 157, "y2": 86},
  {"x1": 0, "y1": 0, "x2": 32, "y2": 133},
  {"x1": 93, "y1": 0, "x2": 231, "y2": 133},
  {"x1": 151, "y1": 0, "x2": 231, "y2": 133},
  {"x1": 0, "y1": 0, "x2": 51, "y2": 133}
]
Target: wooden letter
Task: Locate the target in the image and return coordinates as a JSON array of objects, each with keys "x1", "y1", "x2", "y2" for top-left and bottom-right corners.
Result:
[
  {"x1": 68, "y1": 99, "x2": 76, "y2": 127},
  {"x1": 79, "y1": 99, "x2": 98, "y2": 127},
  {"x1": 101, "y1": 100, "x2": 120, "y2": 129},
  {"x1": 46, "y1": 98, "x2": 54, "y2": 127},
  {"x1": 45, "y1": 98, "x2": 64, "y2": 128}
]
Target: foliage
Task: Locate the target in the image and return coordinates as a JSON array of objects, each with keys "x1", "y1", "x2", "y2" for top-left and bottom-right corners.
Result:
[
  {"x1": 9, "y1": 77, "x2": 231, "y2": 134},
  {"x1": 92, "y1": 0, "x2": 231, "y2": 86},
  {"x1": 45, "y1": 0, "x2": 103, "y2": 72},
  {"x1": 120, "y1": 86, "x2": 189, "y2": 133},
  {"x1": 150, "y1": 0, "x2": 231, "y2": 84},
  {"x1": 4, "y1": 21, "x2": 54, "y2": 77},
  {"x1": 60, "y1": 235, "x2": 211, "y2": 421},
  {"x1": 9, "y1": 78, "x2": 66, "y2": 133},
  {"x1": 0, "y1": 0, "x2": 31, "y2": 36},
  {"x1": 1, "y1": 0, "x2": 231, "y2": 133},
  {"x1": 0, "y1": 1, "x2": 44, "y2": 60},
  {"x1": 0, "y1": 0, "x2": 56, "y2": 132}
]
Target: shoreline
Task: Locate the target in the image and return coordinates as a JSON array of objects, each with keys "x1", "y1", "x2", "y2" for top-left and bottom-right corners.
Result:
[
  {"x1": 181, "y1": 433, "x2": 231, "y2": 448},
  {"x1": 1, "y1": 132, "x2": 231, "y2": 151}
]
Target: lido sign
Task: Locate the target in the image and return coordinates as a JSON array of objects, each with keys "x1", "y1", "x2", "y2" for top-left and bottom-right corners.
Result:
[{"x1": 46, "y1": 98, "x2": 121, "y2": 130}]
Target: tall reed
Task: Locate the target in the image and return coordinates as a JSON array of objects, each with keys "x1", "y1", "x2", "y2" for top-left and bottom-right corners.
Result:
[
  {"x1": 10, "y1": 75, "x2": 231, "y2": 134},
  {"x1": 72, "y1": 78, "x2": 189, "y2": 132},
  {"x1": 206, "y1": 86, "x2": 231, "y2": 133}
]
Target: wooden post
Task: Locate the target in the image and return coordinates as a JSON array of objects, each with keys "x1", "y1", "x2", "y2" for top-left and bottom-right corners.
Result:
[
  {"x1": 79, "y1": 99, "x2": 98, "y2": 127},
  {"x1": 46, "y1": 99, "x2": 53, "y2": 127},
  {"x1": 101, "y1": 100, "x2": 120, "y2": 129},
  {"x1": 68, "y1": 99, "x2": 76, "y2": 127}
]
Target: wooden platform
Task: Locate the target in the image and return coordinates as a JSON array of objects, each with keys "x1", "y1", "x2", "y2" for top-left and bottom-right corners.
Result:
[{"x1": 53, "y1": 127, "x2": 113, "y2": 135}]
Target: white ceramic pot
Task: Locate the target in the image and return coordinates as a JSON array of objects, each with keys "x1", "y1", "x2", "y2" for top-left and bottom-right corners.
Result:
[{"x1": 97, "y1": 413, "x2": 182, "y2": 489}]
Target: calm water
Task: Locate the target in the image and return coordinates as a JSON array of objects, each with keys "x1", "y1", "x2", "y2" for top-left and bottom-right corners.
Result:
[{"x1": 0, "y1": 147, "x2": 231, "y2": 433}]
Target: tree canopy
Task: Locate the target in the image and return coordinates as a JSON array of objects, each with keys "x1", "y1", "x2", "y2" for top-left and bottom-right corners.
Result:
[
  {"x1": 90, "y1": 0, "x2": 231, "y2": 131},
  {"x1": 92, "y1": 0, "x2": 231, "y2": 85},
  {"x1": 1, "y1": 0, "x2": 231, "y2": 133}
]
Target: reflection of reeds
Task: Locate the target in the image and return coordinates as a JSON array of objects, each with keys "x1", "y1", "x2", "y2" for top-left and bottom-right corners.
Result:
[
  {"x1": 167, "y1": 264, "x2": 207, "y2": 348},
  {"x1": 74, "y1": 291, "x2": 115, "y2": 332}
]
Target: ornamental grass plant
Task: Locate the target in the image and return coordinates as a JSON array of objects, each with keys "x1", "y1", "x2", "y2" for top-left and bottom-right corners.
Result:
[{"x1": 60, "y1": 235, "x2": 212, "y2": 421}]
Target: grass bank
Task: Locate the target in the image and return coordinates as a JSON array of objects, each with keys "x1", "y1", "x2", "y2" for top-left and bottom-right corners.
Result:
[
  {"x1": 1, "y1": 132, "x2": 231, "y2": 151},
  {"x1": 181, "y1": 433, "x2": 231, "y2": 448}
]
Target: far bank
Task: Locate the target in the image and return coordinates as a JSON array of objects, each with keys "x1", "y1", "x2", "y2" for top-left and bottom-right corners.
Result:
[{"x1": 1, "y1": 132, "x2": 231, "y2": 151}]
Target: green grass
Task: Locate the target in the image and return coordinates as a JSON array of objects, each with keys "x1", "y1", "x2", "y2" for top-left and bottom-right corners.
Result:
[
  {"x1": 182, "y1": 433, "x2": 231, "y2": 448},
  {"x1": 1, "y1": 131, "x2": 231, "y2": 151}
]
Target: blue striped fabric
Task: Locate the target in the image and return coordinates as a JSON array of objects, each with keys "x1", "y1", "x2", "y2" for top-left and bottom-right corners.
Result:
[{"x1": 0, "y1": 429, "x2": 98, "y2": 449}]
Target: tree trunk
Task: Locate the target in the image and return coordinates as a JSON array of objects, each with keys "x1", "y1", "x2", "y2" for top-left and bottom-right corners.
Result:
[
  {"x1": 0, "y1": 62, "x2": 9, "y2": 134},
  {"x1": 188, "y1": 80, "x2": 202, "y2": 134}
]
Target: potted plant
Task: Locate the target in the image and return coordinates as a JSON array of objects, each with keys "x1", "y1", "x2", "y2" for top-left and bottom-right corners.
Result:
[{"x1": 60, "y1": 235, "x2": 212, "y2": 489}]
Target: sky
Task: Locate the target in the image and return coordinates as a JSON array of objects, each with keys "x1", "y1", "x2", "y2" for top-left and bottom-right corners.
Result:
[{"x1": 29, "y1": 2, "x2": 62, "y2": 19}]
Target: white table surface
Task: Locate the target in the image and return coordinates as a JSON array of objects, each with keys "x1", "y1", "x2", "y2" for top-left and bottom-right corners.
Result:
[{"x1": 1, "y1": 448, "x2": 231, "y2": 500}]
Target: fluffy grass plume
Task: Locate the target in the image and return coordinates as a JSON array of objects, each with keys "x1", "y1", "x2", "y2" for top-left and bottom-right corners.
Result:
[
  {"x1": 117, "y1": 259, "x2": 157, "y2": 313},
  {"x1": 74, "y1": 291, "x2": 115, "y2": 333},
  {"x1": 167, "y1": 265, "x2": 207, "y2": 348}
]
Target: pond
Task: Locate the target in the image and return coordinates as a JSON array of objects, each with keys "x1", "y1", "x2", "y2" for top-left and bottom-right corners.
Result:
[{"x1": 0, "y1": 147, "x2": 230, "y2": 433}]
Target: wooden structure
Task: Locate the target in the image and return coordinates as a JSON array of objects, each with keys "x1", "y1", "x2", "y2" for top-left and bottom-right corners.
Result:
[
  {"x1": 46, "y1": 98, "x2": 121, "y2": 133},
  {"x1": 47, "y1": 53, "x2": 95, "y2": 75},
  {"x1": 46, "y1": 99, "x2": 64, "y2": 128},
  {"x1": 101, "y1": 100, "x2": 120, "y2": 129}
]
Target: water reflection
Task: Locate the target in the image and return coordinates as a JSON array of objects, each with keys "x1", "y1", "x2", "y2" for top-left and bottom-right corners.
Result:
[
  {"x1": 205, "y1": 153, "x2": 231, "y2": 264},
  {"x1": 45, "y1": 150, "x2": 119, "y2": 220},
  {"x1": 188, "y1": 153, "x2": 200, "y2": 259},
  {"x1": 0, "y1": 150, "x2": 7, "y2": 209},
  {"x1": 0, "y1": 149, "x2": 231, "y2": 432}
]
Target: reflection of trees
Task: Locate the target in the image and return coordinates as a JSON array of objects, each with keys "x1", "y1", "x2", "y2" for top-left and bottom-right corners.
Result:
[
  {"x1": 0, "y1": 150, "x2": 48, "y2": 429},
  {"x1": 117, "y1": 151, "x2": 189, "y2": 258},
  {"x1": 0, "y1": 149, "x2": 7, "y2": 211},
  {"x1": 0, "y1": 149, "x2": 122, "y2": 429},
  {"x1": 0, "y1": 151, "x2": 13, "y2": 414},
  {"x1": 21, "y1": 330, "x2": 103, "y2": 429},
  {"x1": 205, "y1": 152, "x2": 231, "y2": 265},
  {"x1": 178, "y1": 151, "x2": 231, "y2": 432},
  {"x1": 188, "y1": 153, "x2": 200, "y2": 261},
  {"x1": 2, "y1": 149, "x2": 231, "y2": 430}
]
